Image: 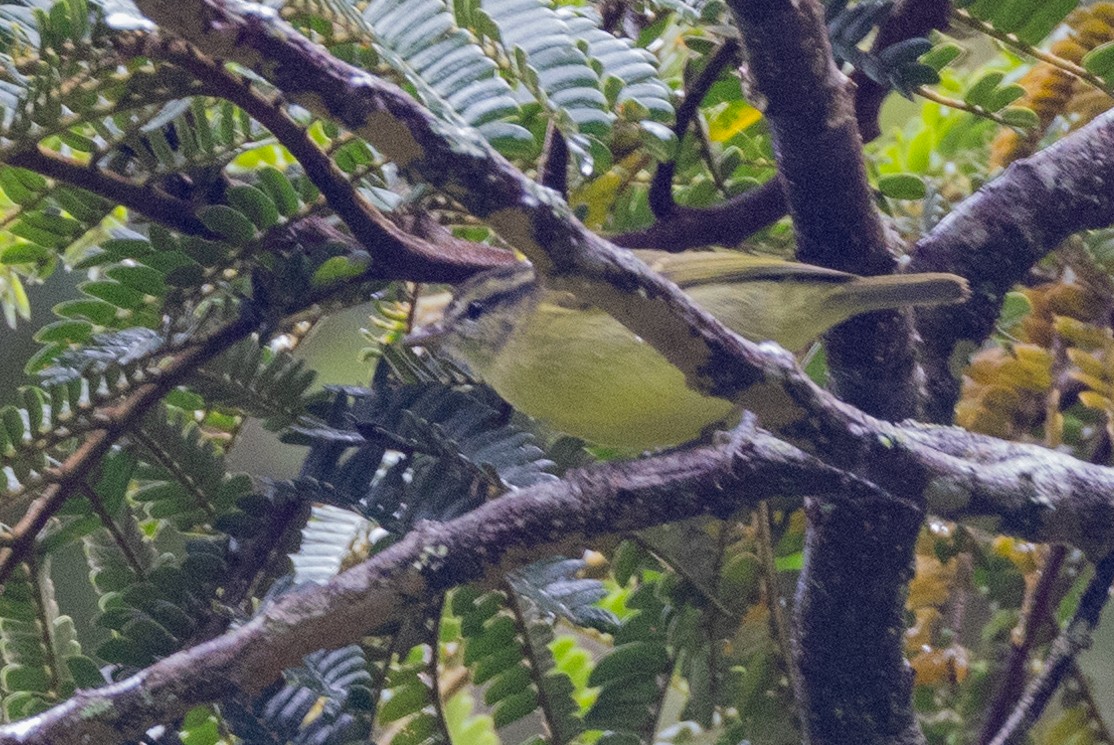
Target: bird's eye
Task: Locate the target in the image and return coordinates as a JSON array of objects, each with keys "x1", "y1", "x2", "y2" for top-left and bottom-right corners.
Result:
[{"x1": 465, "y1": 300, "x2": 485, "y2": 320}]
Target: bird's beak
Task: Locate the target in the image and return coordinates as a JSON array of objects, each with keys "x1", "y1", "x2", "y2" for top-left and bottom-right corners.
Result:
[{"x1": 402, "y1": 322, "x2": 447, "y2": 348}]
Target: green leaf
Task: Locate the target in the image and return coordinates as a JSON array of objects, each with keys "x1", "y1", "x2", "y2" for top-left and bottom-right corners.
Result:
[
  {"x1": 1082, "y1": 40, "x2": 1114, "y2": 80},
  {"x1": 999, "y1": 106, "x2": 1040, "y2": 130},
  {"x1": 53, "y1": 299, "x2": 118, "y2": 325},
  {"x1": 198, "y1": 205, "x2": 257, "y2": 244},
  {"x1": 964, "y1": 71, "x2": 1004, "y2": 108},
  {"x1": 638, "y1": 120, "x2": 677, "y2": 162},
  {"x1": 226, "y1": 184, "x2": 280, "y2": 230},
  {"x1": 986, "y1": 83, "x2": 1026, "y2": 112},
  {"x1": 106, "y1": 265, "x2": 166, "y2": 296},
  {"x1": 101, "y1": 238, "x2": 153, "y2": 258},
  {"x1": 920, "y1": 42, "x2": 963, "y2": 72},
  {"x1": 1, "y1": 244, "x2": 52, "y2": 265},
  {"x1": 0, "y1": 169, "x2": 38, "y2": 205},
  {"x1": 997, "y1": 290, "x2": 1032, "y2": 334},
  {"x1": 33, "y1": 319, "x2": 92, "y2": 344},
  {"x1": 82, "y1": 281, "x2": 146, "y2": 310},
  {"x1": 312, "y1": 255, "x2": 369, "y2": 286},
  {"x1": 164, "y1": 264, "x2": 206, "y2": 288},
  {"x1": 1016, "y1": 0, "x2": 1079, "y2": 47},
  {"x1": 491, "y1": 687, "x2": 538, "y2": 728},
  {"x1": 257, "y1": 167, "x2": 300, "y2": 217},
  {"x1": 877, "y1": 173, "x2": 926, "y2": 200},
  {"x1": 588, "y1": 641, "x2": 670, "y2": 685},
  {"x1": 378, "y1": 681, "x2": 429, "y2": 723},
  {"x1": 63, "y1": 655, "x2": 105, "y2": 688}
]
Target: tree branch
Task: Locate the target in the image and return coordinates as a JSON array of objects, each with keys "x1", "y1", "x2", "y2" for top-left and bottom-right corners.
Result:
[
  {"x1": 723, "y1": 1, "x2": 924, "y2": 741},
  {"x1": 910, "y1": 108, "x2": 1114, "y2": 422},
  {"x1": 647, "y1": 38, "x2": 740, "y2": 220},
  {"x1": 4, "y1": 147, "x2": 215, "y2": 238},
  {"x1": 0, "y1": 429, "x2": 898, "y2": 745},
  {"x1": 133, "y1": 0, "x2": 796, "y2": 425},
  {"x1": 611, "y1": 0, "x2": 950, "y2": 251},
  {"x1": 987, "y1": 550, "x2": 1114, "y2": 745},
  {"x1": 116, "y1": 31, "x2": 515, "y2": 283},
  {"x1": 9, "y1": 411, "x2": 1114, "y2": 742}
]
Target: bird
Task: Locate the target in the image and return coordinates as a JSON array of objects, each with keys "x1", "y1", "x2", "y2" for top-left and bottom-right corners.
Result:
[{"x1": 406, "y1": 250, "x2": 968, "y2": 450}]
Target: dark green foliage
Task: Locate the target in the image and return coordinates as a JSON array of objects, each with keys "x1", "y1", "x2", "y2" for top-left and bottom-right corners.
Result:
[
  {"x1": 0, "y1": 561, "x2": 102, "y2": 719},
  {"x1": 585, "y1": 580, "x2": 672, "y2": 738},
  {"x1": 1, "y1": 0, "x2": 1103, "y2": 742},
  {"x1": 825, "y1": 0, "x2": 940, "y2": 97},
  {"x1": 508, "y1": 557, "x2": 618, "y2": 633},
  {"x1": 190, "y1": 340, "x2": 319, "y2": 431},
  {"x1": 452, "y1": 583, "x2": 584, "y2": 740},
  {"x1": 297, "y1": 0, "x2": 535, "y2": 157},
  {"x1": 222, "y1": 645, "x2": 375, "y2": 745},
  {"x1": 287, "y1": 383, "x2": 556, "y2": 531}
]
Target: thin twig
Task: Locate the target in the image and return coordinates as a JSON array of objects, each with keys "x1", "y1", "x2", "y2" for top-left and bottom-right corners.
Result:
[
  {"x1": 78, "y1": 481, "x2": 148, "y2": 579},
  {"x1": 754, "y1": 503, "x2": 804, "y2": 730},
  {"x1": 953, "y1": 10, "x2": 1114, "y2": 103},
  {"x1": 4, "y1": 147, "x2": 214, "y2": 237},
  {"x1": 978, "y1": 545, "x2": 1067, "y2": 744},
  {"x1": 913, "y1": 86, "x2": 1029, "y2": 128},
  {"x1": 0, "y1": 315, "x2": 255, "y2": 585},
  {"x1": 648, "y1": 38, "x2": 739, "y2": 219},
  {"x1": 988, "y1": 550, "x2": 1114, "y2": 745}
]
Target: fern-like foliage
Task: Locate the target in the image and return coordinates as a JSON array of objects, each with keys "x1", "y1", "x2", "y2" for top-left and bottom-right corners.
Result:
[
  {"x1": 826, "y1": 0, "x2": 939, "y2": 97},
  {"x1": 3, "y1": 0, "x2": 1111, "y2": 742},
  {"x1": 286, "y1": 0, "x2": 535, "y2": 156},
  {"x1": 0, "y1": 559, "x2": 103, "y2": 719},
  {"x1": 222, "y1": 644, "x2": 375, "y2": 745},
  {"x1": 286, "y1": 382, "x2": 556, "y2": 531}
]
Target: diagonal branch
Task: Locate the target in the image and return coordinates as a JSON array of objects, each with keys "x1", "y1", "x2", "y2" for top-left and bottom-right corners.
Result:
[
  {"x1": 133, "y1": 0, "x2": 797, "y2": 428},
  {"x1": 910, "y1": 108, "x2": 1114, "y2": 422},
  {"x1": 987, "y1": 550, "x2": 1114, "y2": 745},
  {"x1": 117, "y1": 32, "x2": 514, "y2": 282},
  {"x1": 8, "y1": 410, "x2": 1114, "y2": 742},
  {"x1": 0, "y1": 429, "x2": 898, "y2": 745},
  {"x1": 0, "y1": 314, "x2": 255, "y2": 584},
  {"x1": 4, "y1": 147, "x2": 215, "y2": 237}
]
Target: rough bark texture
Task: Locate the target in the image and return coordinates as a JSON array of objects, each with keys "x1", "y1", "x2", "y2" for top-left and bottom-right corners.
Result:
[
  {"x1": 724, "y1": 1, "x2": 924, "y2": 742},
  {"x1": 911, "y1": 109, "x2": 1114, "y2": 422}
]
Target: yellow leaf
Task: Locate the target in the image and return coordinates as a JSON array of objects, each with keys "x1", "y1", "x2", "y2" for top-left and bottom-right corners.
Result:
[
  {"x1": 1054, "y1": 314, "x2": 1110, "y2": 348},
  {"x1": 569, "y1": 153, "x2": 647, "y2": 229},
  {"x1": 1077, "y1": 390, "x2": 1112, "y2": 411},
  {"x1": 707, "y1": 101, "x2": 763, "y2": 142},
  {"x1": 1067, "y1": 347, "x2": 1106, "y2": 378}
]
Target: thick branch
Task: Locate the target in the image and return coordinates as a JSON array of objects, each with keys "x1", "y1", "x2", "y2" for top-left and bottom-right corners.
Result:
[
  {"x1": 9, "y1": 411, "x2": 1114, "y2": 742},
  {"x1": 723, "y1": 1, "x2": 922, "y2": 742},
  {"x1": 133, "y1": 0, "x2": 801, "y2": 427},
  {"x1": 0, "y1": 430, "x2": 883, "y2": 745},
  {"x1": 910, "y1": 108, "x2": 1114, "y2": 421},
  {"x1": 611, "y1": 176, "x2": 787, "y2": 249},
  {"x1": 729, "y1": 0, "x2": 921, "y2": 418}
]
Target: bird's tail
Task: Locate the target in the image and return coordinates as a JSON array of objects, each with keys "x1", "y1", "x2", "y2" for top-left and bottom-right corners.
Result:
[{"x1": 834, "y1": 272, "x2": 969, "y2": 315}]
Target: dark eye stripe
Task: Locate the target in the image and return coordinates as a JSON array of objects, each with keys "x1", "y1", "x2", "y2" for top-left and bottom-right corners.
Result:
[{"x1": 451, "y1": 264, "x2": 537, "y2": 318}]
